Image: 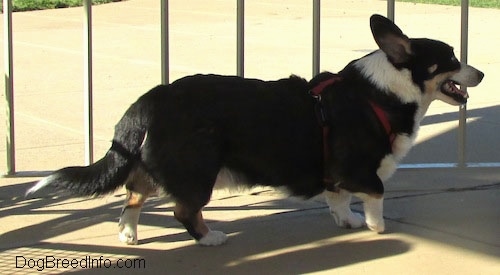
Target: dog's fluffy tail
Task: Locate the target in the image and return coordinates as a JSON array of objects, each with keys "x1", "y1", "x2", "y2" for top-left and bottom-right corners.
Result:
[{"x1": 26, "y1": 86, "x2": 163, "y2": 197}]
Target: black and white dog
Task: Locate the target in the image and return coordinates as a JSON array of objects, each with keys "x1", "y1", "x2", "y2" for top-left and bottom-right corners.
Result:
[{"x1": 27, "y1": 15, "x2": 483, "y2": 246}]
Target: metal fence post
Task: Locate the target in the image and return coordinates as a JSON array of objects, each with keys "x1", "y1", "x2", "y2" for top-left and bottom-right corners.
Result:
[
  {"x1": 161, "y1": 0, "x2": 169, "y2": 84},
  {"x1": 83, "y1": 0, "x2": 94, "y2": 165},
  {"x1": 3, "y1": 0, "x2": 15, "y2": 175},
  {"x1": 237, "y1": 0, "x2": 245, "y2": 77},
  {"x1": 387, "y1": 0, "x2": 395, "y2": 21},
  {"x1": 312, "y1": 0, "x2": 320, "y2": 77},
  {"x1": 458, "y1": 0, "x2": 469, "y2": 168}
]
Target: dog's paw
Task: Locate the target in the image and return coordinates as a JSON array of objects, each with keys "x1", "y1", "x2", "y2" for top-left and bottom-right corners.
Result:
[
  {"x1": 197, "y1": 231, "x2": 228, "y2": 246},
  {"x1": 366, "y1": 218, "x2": 385, "y2": 233},
  {"x1": 345, "y1": 212, "x2": 366, "y2": 229},
  {"x1": 118, "y1": 226, "x2": 138, "y2": 245},
  {"x1": 331, "y1": 211, "x2": 366, "y2": 229}
]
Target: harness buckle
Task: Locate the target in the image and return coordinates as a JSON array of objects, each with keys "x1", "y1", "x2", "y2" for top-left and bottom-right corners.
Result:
[{"x1": 309, "y1": 90, "x2": 321, "y2": 101}]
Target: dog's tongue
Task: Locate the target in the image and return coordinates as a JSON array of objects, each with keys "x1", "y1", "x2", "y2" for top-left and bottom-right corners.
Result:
[{"x1": 446, "y1": 80, "x2": 469, "y2": 98}]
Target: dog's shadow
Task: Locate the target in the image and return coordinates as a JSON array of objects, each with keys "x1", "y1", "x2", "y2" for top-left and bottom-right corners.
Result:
[
  {"x1": 21, "y1": 234, "x2": 410, "y2": 274},
  {"x1": 2, "y1": 182, "x2": 410, "y2": 274},
  {"x1": 134, "y1": 210, "x2": 411, "y2": 274}
]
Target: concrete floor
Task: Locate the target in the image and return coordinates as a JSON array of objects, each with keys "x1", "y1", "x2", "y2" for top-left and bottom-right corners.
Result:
[{"x1": 1, "y1": 0, "x2": 499, "y2": 274}]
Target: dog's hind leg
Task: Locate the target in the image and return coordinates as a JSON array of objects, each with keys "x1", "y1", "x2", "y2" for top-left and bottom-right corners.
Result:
[
  {"x1": 324, "y1": 189, "x2": 366, "y2": 229},
  {"x1": 119, "y1": 169, "x2": 156, "y2": 245},
  {"x1": 174, "y1": 201, "x2": 228, "y2": 246}
]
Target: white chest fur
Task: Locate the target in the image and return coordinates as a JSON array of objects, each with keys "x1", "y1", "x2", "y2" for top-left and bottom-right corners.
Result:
[{"x1": 353, "y1": 51, "x2": 434, "y2": 182}]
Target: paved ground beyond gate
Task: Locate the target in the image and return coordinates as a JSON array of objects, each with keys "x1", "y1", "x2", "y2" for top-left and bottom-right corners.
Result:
[{"x1": 1, "y1": 0, "x2": 499, "y2": 274}]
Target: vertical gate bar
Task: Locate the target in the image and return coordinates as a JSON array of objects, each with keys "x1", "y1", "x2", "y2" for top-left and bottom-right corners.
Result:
[
  {"x1": 387, "y1": 0, "x2": 395, "y2": 21},
  {"x1": 161, "y1": 0, "x2": 169, "y2": 84},
  {"x1": 3, "y1": 0, "x2": 15, "y2": 175},
  {"x1": 458, "y1": 104, "x2": 467, "y2": 168},
  {"x1": 237, "y1": 0, "x2": 245, "y2": 77},
  {"x1": 458, "y1": 0, "x2": 469, "y2": 168},
  {"x1": 312, "y1": 0, "x2": 320, "y2": 77},
  {"x1": 83, "y1": 0, "x2": 94, "y2": 165}
]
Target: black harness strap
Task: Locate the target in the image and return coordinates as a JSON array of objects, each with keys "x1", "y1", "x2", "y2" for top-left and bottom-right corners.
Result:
[
  {"x1": 309, "y1": 76, "x2": 342, "y2": 188},
  {"x1": 110, "y1": 140, "x2": 141, "y2": 162}
]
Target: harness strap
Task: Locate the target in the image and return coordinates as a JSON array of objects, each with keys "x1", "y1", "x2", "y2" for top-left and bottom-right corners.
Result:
[
  {"x1": 309, "y1": 77, "x2": 341, "y2": 187},
  {"x1": 111, "y1": 140, "x2": 140, "y2": 161},
  {"x1": 368, "y1": 101, "x2": 396, "y2": 145},
  {"x1": 309, "y1": 75, "x2": 396, "y2": 188},
  {"x1": 310, "y1": 76, "x2": 342, "y2": 97}
]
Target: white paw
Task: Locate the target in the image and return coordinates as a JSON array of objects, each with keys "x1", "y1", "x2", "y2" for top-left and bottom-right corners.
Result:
[
  {"x1": 197, "y1": 230, "x2": 228, "y2": 246},
  {"x1": 119, "y1": 226, "x2": 138, "y2": 245},
  {"x1": 331, "y1": 211, "x2": 366, "y2": 229},
  {"x1": 366, "y1": 218, "x2": 385, "y2": 233},
  {"x1": 118, "y1": 207, "x2": 140, "y2": 245},
  {"x1": 356, "y1": 193, "x2": 385, "y2": 233}
]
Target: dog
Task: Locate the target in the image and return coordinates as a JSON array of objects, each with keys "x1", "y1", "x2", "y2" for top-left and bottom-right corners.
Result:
[{"x1": 27, "y1": 14, "x2": 484, "y2": 246}]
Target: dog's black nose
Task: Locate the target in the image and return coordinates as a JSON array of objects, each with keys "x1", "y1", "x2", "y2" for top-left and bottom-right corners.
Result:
[{"x1": 478, "y1": 71, "x2": 485, "y2": 82}]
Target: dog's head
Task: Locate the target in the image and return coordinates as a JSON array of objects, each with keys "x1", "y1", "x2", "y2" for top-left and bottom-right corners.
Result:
[{"x1": 361, "y1": 14, "x2": 484, "y2": 106}]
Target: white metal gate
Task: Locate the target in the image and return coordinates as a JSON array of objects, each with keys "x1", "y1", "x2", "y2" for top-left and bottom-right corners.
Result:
[{"x1": 3, "y1": 0, "x2": 498, "y2": 175}]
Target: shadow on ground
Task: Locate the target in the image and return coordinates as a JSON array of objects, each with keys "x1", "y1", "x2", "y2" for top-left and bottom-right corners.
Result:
[{"x1": 1, "y1": 182, "x2": 411, "y2": 274}]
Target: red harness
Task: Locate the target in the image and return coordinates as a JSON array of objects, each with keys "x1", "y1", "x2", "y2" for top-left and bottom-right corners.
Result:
[
  {"x1": 309, "y1": 77, "x2": 342, "y2": 98},
  {"x1": 310, "y1": 76, "x2": 395, "y2": 185},
  {"x1": 368, "y1": 101, "x2": 396, "y2": 144}
]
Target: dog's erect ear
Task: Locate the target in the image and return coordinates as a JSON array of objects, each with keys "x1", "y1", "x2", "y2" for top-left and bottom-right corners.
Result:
[{"x1": 370, "y1": 14, "x2": 412, "y2": 65}]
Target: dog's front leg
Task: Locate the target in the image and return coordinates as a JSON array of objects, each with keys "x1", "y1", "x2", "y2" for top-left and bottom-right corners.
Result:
[
  {"x1": 324, "y1": 189, "x2": 365, "y2": 229},
  {"x1": 356, "y1": 193, "x2": 385, "y2": 233}
]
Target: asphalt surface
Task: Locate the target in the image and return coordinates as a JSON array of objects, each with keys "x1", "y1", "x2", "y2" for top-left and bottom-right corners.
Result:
[{"x1": 1, "y1": 0, "x2": 499, "y2": 274}]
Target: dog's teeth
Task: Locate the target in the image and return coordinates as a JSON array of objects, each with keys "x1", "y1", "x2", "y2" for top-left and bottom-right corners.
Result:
[{"x1": 443, "y1": 81, "x2": 468, "y2": 99}]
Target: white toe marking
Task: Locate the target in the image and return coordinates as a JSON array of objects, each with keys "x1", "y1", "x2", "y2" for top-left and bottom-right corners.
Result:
[
  {"x1": 325, "y1": 190, "x2": 366, "y2": 229},
  {"x1": 118, "y1": 207, "x2": 140, "y2": 245},
  {"x1": 119, "y1": 226, "x2": 138, "y2": 245},
  {"x1": 197, "y1": 231, "x2": 228, "y2": 246}
]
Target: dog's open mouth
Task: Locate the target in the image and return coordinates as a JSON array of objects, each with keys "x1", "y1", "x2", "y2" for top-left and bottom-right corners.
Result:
[{"x1": 441, "y1": 80, "x2": 469, "y2": 104}]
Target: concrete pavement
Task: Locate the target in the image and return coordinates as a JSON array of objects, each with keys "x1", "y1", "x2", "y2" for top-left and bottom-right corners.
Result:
[{"x1": 1, "y1": 0, "x2": 499, "y2": 274}]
